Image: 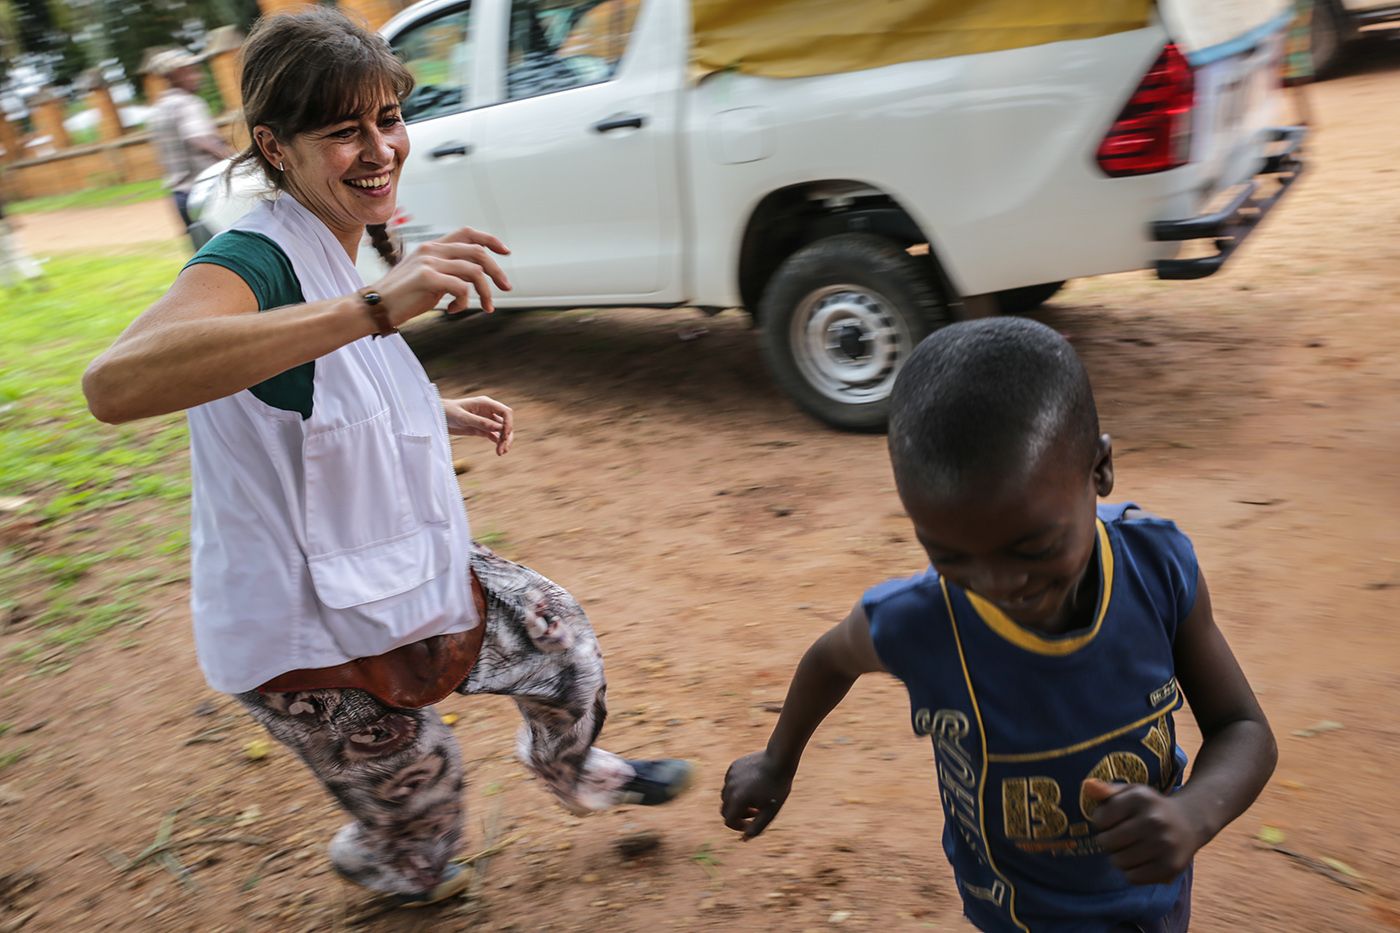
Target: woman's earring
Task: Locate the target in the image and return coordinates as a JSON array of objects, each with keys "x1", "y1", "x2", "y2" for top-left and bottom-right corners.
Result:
[{"x1": 278, "y1": 162, "x2": 285, "y2": 172}]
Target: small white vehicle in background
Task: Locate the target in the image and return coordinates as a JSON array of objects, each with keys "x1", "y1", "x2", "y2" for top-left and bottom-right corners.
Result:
[{"x1": 191, "y1": 0, "x2": 1305, "y2": 430}]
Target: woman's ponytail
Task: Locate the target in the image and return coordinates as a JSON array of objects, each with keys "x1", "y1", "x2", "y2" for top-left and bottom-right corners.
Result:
[{"x1": 366, "y1": 223, "x2": 402, "y2": 267}]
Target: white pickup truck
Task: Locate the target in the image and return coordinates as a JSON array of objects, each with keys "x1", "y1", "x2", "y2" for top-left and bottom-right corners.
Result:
[{"x1": 191, "y1": 0, "x2": 1305, "y2": 429}]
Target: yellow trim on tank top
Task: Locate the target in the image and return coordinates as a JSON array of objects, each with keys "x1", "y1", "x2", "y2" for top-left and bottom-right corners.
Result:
[
  {"x1": 941, "y1": 580, "x2": 1030, "y2": 933},
  {"x1": 987, "y1": 699, "x2": 1183, "y2": 764},
  {"x1": 965, "y1": 519, "x2": 1114, "y2": 656}
]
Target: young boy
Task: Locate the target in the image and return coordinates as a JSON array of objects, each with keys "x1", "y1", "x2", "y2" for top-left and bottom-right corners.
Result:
[{"x1": 721, "y1": 318, "x2": 1276, "y2": 932}]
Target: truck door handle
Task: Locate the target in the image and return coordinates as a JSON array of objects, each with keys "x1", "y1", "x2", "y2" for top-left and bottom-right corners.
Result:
[
  {"x1": 430, "y1": 141, "x2": 472, "y2": 159},
  {"x1": 593, "y1": 114, "x2": 647, "y2": 134}
]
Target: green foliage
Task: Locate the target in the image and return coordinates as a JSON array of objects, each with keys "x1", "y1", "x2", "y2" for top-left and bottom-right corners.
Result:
[
  {"x1": 0, "y1": 0, "x2": 256, "y2": 92},
  {"x1": 0, "y1": 245, "x2": 191, "y2": 668},
  {"x1": 98, "y1": 0, "x2": 257, "y2": 103},
  {"x1": 13, "y1": 0, "x2": 88, "y2": 85},
  {"x1": 100, "y1": 0, "x2": 196, "y2": 99}
]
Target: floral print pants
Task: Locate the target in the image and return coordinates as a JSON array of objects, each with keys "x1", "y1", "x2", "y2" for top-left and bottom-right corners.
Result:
[{"x1": 237, "y1": 545, "x2": 635, "y2": 896}]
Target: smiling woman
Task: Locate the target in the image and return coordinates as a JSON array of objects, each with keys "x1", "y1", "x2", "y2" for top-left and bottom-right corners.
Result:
[
  {"x1": 79, "y1": 6, "x2": 691, "y2": 907},
  {"x1": 230, "y1": 21, "x2": 416, "y2": 260}
]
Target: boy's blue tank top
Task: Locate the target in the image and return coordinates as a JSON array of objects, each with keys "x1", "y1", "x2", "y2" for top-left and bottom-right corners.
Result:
[{"x1": 865, "y1": 503, "x2": 1197, "y2": 933}]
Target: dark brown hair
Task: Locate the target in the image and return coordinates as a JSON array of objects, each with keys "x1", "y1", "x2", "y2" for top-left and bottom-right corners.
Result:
[
  {"x1": 231, "y1": 8, "x2": 414, "y2": 265},
  {"x1": 889, "y1": 316, "x2": 1099, "y2": 499}
]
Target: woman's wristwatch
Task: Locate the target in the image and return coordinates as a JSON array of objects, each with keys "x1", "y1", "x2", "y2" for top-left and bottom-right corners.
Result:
[{"x1": 359, "y1": 289, "x2": 397, "y2": 338}]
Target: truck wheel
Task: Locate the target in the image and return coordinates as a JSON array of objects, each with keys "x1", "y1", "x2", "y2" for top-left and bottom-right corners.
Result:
[
  {"x1": 994, "y1": 281, "x2": 1065, "y2": 315},
  {"x1": 759, "y1": 233, "x2": 947, "y2": 431},
  {"x1": 1309, "y1": 0, "x2": 1345, "y2": 78}
]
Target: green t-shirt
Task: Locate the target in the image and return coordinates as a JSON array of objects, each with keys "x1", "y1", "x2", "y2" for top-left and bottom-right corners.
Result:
[{"x1": 184, "y1": 230, "x2": 314, "y2": 418}]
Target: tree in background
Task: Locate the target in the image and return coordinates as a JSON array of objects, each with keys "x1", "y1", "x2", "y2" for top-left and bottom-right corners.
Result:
[
  {"x1": 101, "y1": 0, "x2": 198, "y2": 98},
  {"x1": 0, "y1": 0, "x2": 256, "y2": 106},
  {"x1": 0, "y1": 0, "x2": 21, "y2": 87},
  {"x1": 99, "y1": 0, "x2": 257, "y2": 101},
  {"x1": 11, "y1": 0, "x2": 88, "y2": 85},
  {"x1": 204, "y1": 0, "x2": 258, "y2": 36}
]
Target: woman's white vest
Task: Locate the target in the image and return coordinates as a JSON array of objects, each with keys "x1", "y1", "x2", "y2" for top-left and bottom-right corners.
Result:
[{"x1": 186, "y1": 196, "x2": 477, "y2": 693}]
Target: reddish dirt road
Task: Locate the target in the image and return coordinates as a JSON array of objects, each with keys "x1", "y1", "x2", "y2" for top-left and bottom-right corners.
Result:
[{"x1": 4, "y1": 40, "x2": 1400, "y2": 933}]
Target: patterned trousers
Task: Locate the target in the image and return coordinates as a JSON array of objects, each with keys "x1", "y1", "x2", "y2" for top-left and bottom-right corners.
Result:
[{"x1": 237, "y1": 545, "x2": 635, "y2": 896}]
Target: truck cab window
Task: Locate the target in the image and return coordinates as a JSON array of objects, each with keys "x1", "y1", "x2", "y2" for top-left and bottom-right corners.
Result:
[
  {"x1": 507, "y1": 0, "x2": 641, "y2": 101},
  {"x1": 394, "y1": 6, "x2": 475, "y2": 123}
]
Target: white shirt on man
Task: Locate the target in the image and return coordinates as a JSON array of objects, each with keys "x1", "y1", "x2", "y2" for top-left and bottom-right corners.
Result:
[{"x1": 149, "y1": 87, "x2": 220, "y2": 193}]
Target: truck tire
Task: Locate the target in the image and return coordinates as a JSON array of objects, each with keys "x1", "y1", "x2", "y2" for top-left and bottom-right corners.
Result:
[
  {"x1": 759, "y1": 233, "x2": 948, "y2": 432},
  {"x1": 994, "y1": 281, "x2": 1065, "y2": 315},
  {"x1": 1309, "y1": 0, "x2": 1345, "y2": 78}
]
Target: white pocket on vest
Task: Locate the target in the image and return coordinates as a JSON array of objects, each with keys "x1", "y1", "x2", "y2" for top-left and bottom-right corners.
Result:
[
  {"x1": 303, "y1": 408, "x2": 415, "y2": 556},
  {"x1": 301, "y1": 409, "x2": 454, "y2": 610},
  {"x1": 308, "y1": 522, "x2": 452, "y2": 609},
  {"x1": 398, "y1": 433, "x2": 450, "y2": 526}
]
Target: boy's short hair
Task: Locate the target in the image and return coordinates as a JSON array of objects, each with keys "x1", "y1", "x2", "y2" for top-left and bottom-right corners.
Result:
[{"x1": 888, "y1": 317, "x2": 1099, "y2": 499}]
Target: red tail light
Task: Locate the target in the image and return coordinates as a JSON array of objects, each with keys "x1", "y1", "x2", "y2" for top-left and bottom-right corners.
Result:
[{"x1": 1097, "y1": 43, "x2": 1194, "y2": 177}]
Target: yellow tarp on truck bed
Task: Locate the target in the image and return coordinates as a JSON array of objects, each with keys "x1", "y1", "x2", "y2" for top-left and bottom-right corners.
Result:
[{"x1": 690, "y1": 0, "x2": 1155, "y2": 78}]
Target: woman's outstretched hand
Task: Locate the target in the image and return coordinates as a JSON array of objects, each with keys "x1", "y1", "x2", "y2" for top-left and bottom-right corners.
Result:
[
  {"x1": 373, "y1": 227, "x2": 511, "y2": 321},
  {"x1": 443, "y1": 395, "x2": 513, "y2": 455}
]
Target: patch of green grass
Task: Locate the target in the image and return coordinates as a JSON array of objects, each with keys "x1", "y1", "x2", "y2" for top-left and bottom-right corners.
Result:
[
  {"x1": 691, "y1": 842, "x2": 722, "y2": 880},
  {"x1": 691, "y1": 843, "x2": 721, "y2": 867},
  {"x1": 0, "y1": 748, "x2": 25, "y2": 772},
  {"x1": 156, "y1": 529, "x2": 188, "y2": 556},
  {"x1": 476, "y1": 530, "x2": 508, "y2": 548},
  {"x1": 29, "y1": 553, "x2": 101, "y2": 588},
  {"x1": 0, "y1": 246, "x2": 190, "y2": 668},
  {"x1": 69, "y1": 126, "x2": 101, "y2": 147},
  {"x1": 0, "y1": 246, "x2": 189, "y2": 518},
  {"x1": 8, "y1": 179, "x2": 168, "y2": 216},
  {"x1": 18, "y1": 596, "x2": 146, "y2": 665}
]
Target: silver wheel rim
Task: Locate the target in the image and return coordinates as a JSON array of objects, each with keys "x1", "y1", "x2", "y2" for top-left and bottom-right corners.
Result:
[{"x1": 789, "y1": 284, "x2": 912, "y2": 405}]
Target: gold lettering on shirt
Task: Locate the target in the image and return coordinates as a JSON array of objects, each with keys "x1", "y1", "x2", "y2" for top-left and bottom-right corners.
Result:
[
  {"x1": 931, "y1": 709, "x2": 990, "y2": 866},
  {"x1": 1141, "y1": 717, "x2": 1173, "y2": 787},
  {"x1": 1079, "y1": 752, "x2": 1150, "y2": 820},
  {"x1": 1002, "y1": 776, "x2": 1069, "y2": 839}
]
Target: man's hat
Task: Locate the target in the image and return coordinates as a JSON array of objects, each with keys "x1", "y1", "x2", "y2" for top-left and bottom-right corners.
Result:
[{"x1": 148, "y1": 49, "x2": 201, "y2": 76}]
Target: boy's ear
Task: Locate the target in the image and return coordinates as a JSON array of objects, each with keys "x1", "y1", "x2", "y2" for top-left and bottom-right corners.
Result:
[{"x1": 1092, "y1": 433, "x2": 1114, "y2": 497}]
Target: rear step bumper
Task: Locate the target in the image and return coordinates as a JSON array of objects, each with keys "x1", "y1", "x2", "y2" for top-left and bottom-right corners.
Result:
[{"x1": 1152, "y1": 126, "x2": 1306, "y2": 280}]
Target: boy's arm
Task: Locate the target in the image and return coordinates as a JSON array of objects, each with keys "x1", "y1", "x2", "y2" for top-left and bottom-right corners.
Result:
[
  {"x1": 721, "y1": 603, "x2": 886, "y2": 839},
  {"x1": 1086, "y1": 569, "x2": 1277, "y2": 884}
]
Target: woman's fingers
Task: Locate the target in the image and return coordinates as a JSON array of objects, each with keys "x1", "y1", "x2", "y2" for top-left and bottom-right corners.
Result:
[
  {"x1": 429, "y1": 256, "x2": 509, "y2": 307},
  {"x1": 428, "y1": 270, "x2": 473, "y2": 317},
  {"x1": 494, "y1": 404, "x2": 513, "y2": 453},
  {"x1": 452, "y1": 410, "x2": 504, "y2": 439},
  {"x1": 462, "y1": 397, "x2": 513, "y2": 454},
  {"x1": 433, "y1": 243, "x2": 510, "y2": 291},
  {"x1": 441, "y1": 226, "x2": 511, "y2": 256},
  {"x1": 421, "y1": 237, "x2": 511, "y2": 290},
  {"x1": 425, "y1": 261, "x2": 494, "y2": 314},
  {"x1": 460, "y1": 265, "x2": 494, "y2": 314}
]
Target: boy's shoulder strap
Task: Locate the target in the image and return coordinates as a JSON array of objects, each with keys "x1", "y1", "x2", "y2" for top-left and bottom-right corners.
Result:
[
  {"x1": 1097, "y1": 500, "x2": 1138, "y2": 524},
  {"x1": 1101, "y1": 503, "x2": 1201, "y2": 640},
  {"x1": 862, "y1": 569, "x2": 953, "y2": 687}
]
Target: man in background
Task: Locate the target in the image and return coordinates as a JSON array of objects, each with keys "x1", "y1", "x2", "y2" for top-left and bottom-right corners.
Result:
[{"x1": 147, "y1": 50, "x2": 234, "y2": 243}]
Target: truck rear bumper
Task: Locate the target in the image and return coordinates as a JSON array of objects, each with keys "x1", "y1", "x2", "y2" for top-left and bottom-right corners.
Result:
[{"x1": 1152, "y1": 125, "x2": 1306, "y2": 280}]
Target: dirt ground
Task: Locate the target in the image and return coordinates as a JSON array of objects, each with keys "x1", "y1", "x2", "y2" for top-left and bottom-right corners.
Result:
[{"x1": 5, "y1": 41, "x2": 1400, "y2": 933}]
